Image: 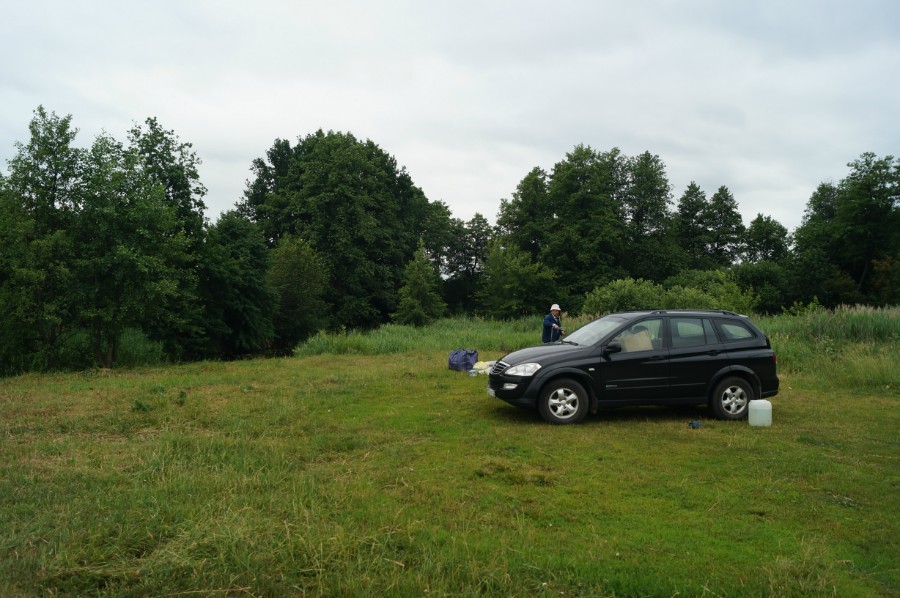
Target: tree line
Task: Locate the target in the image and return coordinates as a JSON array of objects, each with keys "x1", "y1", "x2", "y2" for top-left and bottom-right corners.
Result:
[{"x1": 1, "y1": 107, "x2": 897, "y2": 375}]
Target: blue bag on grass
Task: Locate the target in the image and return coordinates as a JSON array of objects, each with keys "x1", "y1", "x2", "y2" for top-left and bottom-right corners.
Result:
[{"x1": 448, "y1": 349, "x2": 478, "y2": 371}]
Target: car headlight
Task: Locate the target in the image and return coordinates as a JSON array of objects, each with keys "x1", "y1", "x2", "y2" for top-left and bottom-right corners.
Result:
[{"x1": 505, "y1": 362, "x2": 542, "y2": 377}]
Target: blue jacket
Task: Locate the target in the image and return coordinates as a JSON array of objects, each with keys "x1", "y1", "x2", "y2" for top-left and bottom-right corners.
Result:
[{"x1": 542, "y1": 313, "x2": 562, "y2": 343}]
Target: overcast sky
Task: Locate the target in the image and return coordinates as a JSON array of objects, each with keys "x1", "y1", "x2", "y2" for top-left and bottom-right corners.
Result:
[{"x1": 2, "y1": 0, "x2": 898, "y2": 232}]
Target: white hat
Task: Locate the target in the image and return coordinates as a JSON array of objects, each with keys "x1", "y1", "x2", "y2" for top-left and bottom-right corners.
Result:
[{"x1": 550, "y1": 304, "x2": 561, "y2": 311}]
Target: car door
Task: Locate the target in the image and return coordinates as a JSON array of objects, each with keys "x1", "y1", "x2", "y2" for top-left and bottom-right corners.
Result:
[
  {"x1": 667, "y1": 316, "x2": 728, "y2": 400},
  {"x1": 595, "y1": 318, "x2": 669, "y2": 403}
]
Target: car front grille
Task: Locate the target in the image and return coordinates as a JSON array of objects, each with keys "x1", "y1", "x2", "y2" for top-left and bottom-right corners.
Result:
[{"x1": 491, "y1": 360, "x2": 511, "y2": 375}]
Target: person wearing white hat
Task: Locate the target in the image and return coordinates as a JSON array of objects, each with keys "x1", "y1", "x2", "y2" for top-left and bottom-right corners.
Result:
[{"x1": 542, "y1": 304, "x2": 564, "y2": 343}]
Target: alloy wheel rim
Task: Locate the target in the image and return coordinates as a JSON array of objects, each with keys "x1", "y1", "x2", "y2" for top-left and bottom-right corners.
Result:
[
  {"x1": 721, "y1": 386, "x2": 748, "y2": 414},
  {"x1": 549, "y1": 388, "x2": 579, "y2": 418}
]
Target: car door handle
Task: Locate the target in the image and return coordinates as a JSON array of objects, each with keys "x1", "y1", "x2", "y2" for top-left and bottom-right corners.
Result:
[
  {"x1": 647, "y1": 355, "x2": 666, "y2": 361},
  {"x1": 706, "y1": 350, "x2": 722, "y2": 356}
]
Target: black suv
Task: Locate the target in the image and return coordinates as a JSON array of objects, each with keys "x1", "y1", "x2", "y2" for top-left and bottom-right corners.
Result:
[{"x1": 487, "y1": 310, "x2": 778, "y2": 424}]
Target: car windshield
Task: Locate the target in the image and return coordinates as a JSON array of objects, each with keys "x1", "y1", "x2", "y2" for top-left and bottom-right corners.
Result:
[{"x1": 564, "y1": 315, "x2": 629, "y2": 346}]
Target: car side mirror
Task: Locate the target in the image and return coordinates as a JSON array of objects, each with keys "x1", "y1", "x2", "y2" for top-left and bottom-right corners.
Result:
[{"x1": 604, "y1": 341, "x2": 622, "y2": 355}]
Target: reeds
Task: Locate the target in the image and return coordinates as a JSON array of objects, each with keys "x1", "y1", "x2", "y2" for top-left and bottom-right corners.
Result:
[
  {"x1": 758, "y1": 304, "x2": 900, "y2": 344},
  {"x1": 758, "y1": 305, "x2": 899, "y2": 388}
]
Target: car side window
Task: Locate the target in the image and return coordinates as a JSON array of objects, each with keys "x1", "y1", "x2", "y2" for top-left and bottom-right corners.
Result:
[
  {"x1": 717, "y1": 320, "x2": 756, "y2": 342},
  {"x1": 670, "y1": 317, "x2": 717, "y2": 348},
  {"x1": 612, "y1": 318, "x2": 663, "y2": 353}
]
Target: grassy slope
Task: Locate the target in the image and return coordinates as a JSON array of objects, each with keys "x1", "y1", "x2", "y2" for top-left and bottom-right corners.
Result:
[{"x1": 1, "y1": 324, "x2": 898, "y2": 596}]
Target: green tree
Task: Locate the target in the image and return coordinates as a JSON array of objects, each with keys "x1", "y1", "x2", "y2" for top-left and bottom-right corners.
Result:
[
  {"x1": 419, "y1": 199, "x2": 456, "y2": 276},
  {"x1": 393, "y1": 239, "x2": 446, "y2": 326},
  {"x1": 443, "y1": 213, "x2": 493, "y2": 313},
  {"x1": 496, "y1": 146, "x2": 692, "y2": 311},
  {"x1": 731, "y1": 260, "x2": 789, "y2": 314},
  {"x1": 72, "y1": 133, "x2": 185, "y2": 368},
  {"x1": 541, "y1": 145, "x2": 628, "y2": 310},
  {"x1": 703, "y1": 186, "x2": 745, "y2": 267},
  {"x1": 239, "y1": 130, "x2": 448, "y2": 328},
  {"x1": 785, "y1": 247, "x2": 862, "y2": 307},
  {"x1": 237, "y1": 137, "x2": 294, "y2": 245},
  {"x1": 496, "y1": 167, "x2": 550, "y2": 262},
  {"x1": 834, "y1": 153, "x2": 899, "y2": 296},
  {"x1": 267, "y1": 235, "x2": 328, "y2": 353},
  {"x1": 869, "y1": 256, "x2": 900, "y2": 305},
  {"x1": 744, "y1": 214, "x2": 789, "y2": 263},
  {"x1": 1, "y1": 106, "x2": 81, "y2": 370},
  {"x1": 128, "y1": 117, "x2": 207, "y2": 239},
  {"x1": 128, "y1": 117, "x2": 208, "y2": 359},
  {"x1": 201, "y1": 211, "x2": 274, "y2": 356},
  {"x1": 621, "y1": 152, "x2": 680, "y2": 281},
  {"x1": 674, "y1": 182, "x2": 710, "y2": 270},
  {"x1": 789, "y1": 154, "x2": 899, "y2": 306},
  {"x1": 477, "y1": 241, "x2": 556, "y2": 319},
  {"x1": 0, "y1": 178, "x2": 35, "y2": 374},
  {"x1": 786, "y1": 183, "x2": 853, "y2": 306},
  {"x1": 446, "y1": 213, "x2": 492, "y2": 277}
]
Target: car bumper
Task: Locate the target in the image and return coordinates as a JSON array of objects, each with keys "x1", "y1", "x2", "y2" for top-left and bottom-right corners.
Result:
[{"x1": 487, "y1": 376, "x2": 537, "y2": 409}]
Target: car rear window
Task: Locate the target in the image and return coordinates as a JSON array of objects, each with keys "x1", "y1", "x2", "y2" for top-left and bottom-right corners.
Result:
[{"x1": 717, "y1": 320, "x2": 757, "y2": 341}]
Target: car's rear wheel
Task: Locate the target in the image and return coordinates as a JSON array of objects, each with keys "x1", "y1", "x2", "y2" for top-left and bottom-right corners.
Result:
[
  {"x1": 710, "y1": 376, "x2": 753, "y2": 420},
  {"x1": 538, "y1": 378, "x2": 589, "y2": 424}
]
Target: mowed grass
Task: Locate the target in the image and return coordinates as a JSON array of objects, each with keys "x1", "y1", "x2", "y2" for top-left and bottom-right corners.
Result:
[{"x1": 1, "y1": 316, "x2": 898, "y2": 596}]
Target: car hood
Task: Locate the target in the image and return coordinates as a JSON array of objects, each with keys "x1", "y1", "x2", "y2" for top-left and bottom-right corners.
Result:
[{"x1": 500, "y1": 342, "x2": 590, "y2": 367}]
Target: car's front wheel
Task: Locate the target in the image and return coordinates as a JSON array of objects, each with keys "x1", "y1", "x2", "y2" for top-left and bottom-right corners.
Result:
[
  {"x1": 538, "y1": 378, "x2": 589, "y2": 424},
  {"x1": 710, "y1": 376, "x2": 754, "y2": 420}
]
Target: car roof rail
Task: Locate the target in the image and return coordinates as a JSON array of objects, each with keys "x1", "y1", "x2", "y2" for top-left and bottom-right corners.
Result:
[
  {"x1": 647, "y1": 309, "x2": 740, "y2": 316},
  {"x1": 621, "y1": 309, "x2": 742, "y2": 317}
]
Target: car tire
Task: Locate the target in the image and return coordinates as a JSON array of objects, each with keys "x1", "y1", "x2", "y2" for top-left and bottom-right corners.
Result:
[
  {"x1": 538, "y1": 378, "x2": 589, "y2": 424},
  {"x1": 710, "y1": 376, "x2": 754, "y2": 420}
]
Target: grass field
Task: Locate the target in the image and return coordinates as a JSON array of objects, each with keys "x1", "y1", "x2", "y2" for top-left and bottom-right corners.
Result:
[{"x1": 1, "y1": 310, "x2": 898, "y2": 596}]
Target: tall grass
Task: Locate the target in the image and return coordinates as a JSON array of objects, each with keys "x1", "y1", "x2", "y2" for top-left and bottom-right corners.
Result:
[
  {"x1": 757, "y1": 305, "x2": 900, "y2": 390},
  {"x1": 295, "y1": 314, "x2": 597, "y2": 358},
  {"x1": 296, "y1": 316, "x2": 548, "y2": 357},
  {"x1": 758, "y1": 304, "x2": 900, "y2": 344}
]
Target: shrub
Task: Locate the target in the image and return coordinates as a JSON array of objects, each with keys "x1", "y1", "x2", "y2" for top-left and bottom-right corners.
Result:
[
  {"x1": 663, "y1": 269, "x2": 758, "y2": 314},
  {"x1": 581, "y1": 278, "x2": 664, "y2": 315},
  {"x1": 582, "y1": 274, "x2": 758, "y2": 315},
  {"x1": 662, "y1": 285, "x2": 719, "y2": 310}
]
